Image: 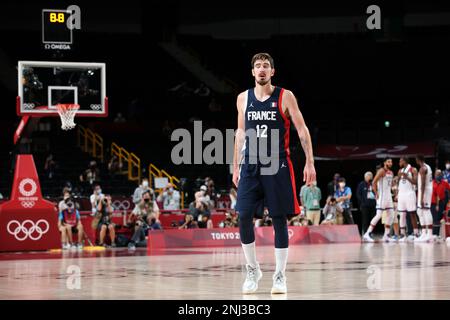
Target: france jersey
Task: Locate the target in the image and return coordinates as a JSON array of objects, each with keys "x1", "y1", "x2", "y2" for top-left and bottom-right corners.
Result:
[
  {"x1": 236, "y1": 86, "x2": 300, "y2": 218},
  {"x1": 243, "y1": 86, "x2": 289, "y2": 163}
]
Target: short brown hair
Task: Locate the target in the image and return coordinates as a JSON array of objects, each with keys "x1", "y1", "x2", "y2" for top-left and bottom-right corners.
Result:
[{"x1": 251, "y1": 53, "x2": 274, "y2": 68}]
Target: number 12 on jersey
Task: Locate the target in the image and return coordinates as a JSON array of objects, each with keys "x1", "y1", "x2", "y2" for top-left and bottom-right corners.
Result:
[{"x1": 256, "y1": 124, "x2": 268, "y2": 138}]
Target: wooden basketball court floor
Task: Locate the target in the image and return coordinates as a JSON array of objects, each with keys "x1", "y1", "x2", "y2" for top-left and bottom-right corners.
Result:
[{"x1": 0, "y1": 243, "x2": 449, "y2": 300}]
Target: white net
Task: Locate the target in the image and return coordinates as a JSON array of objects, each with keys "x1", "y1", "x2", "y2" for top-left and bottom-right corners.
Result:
[{"x1": 56, "y1": 104, "x2": 79, "y2": 130}]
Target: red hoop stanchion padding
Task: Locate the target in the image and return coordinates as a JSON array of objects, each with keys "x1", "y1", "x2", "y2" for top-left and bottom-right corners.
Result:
[{"x1": 56, "y1": 103, "x2": 80, "y2": 130}]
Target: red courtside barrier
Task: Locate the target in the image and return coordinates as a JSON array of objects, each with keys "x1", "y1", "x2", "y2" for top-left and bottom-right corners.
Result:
[
  {"x1": 0, "y1": 155, "x2": 60, "y2": 252},
  {"x1": 147, "y1": 225, "x2": 361, "y2": 250}
]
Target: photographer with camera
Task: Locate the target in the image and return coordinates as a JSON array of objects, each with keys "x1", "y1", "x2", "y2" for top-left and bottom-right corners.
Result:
[
  {"x1": 321, "y1": 196, "x2": 343, "y2": 225},
  {"x1": 127, "y1": 190, "x2": 161, "y2": 250},
  {"x1": 132, "y1": 178, "x2": 154, "y2": 205},
  {"x1": 255, "y1": 207, "x2": 273, "y2": 227},
  {"x1": 58, "y1": 198, "x2": 84, "y2": 250},
  {"x1": 157, "y1": 183, "x2": 181, "y2": 210},
  {"x1": 219, "y1": 211, "x2": 239, "y2": 228},
  {"x1": 96, "y1": 194, "x2": 116, "y2": 248},
  {"x1": 178, "y1": 214, "x2": 198, "y2": 229}
]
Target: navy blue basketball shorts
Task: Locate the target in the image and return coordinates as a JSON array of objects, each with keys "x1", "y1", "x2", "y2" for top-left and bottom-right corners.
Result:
[{"x1": 235, "y1": 159, "x2": 300, "y2": 219}]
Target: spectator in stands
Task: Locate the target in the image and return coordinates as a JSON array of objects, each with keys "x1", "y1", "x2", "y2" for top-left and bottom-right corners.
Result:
[
  {"x1": 58, "y1": 199, "x2": 84, "y2": 250},
  {"x1": 79, "y1": 160, "x2": 100, "y2": 190},
  {"x1": 193, "y1": 185, "x2": 211, "y2": 215},
  {"x1": 58, "y1": 188, "x2": 72, "y2": 212},
  {"x1": 96, "y1": 194, "x2": 116, "y2": 247},
  {"x1": 44, "y1": 153, "x2": 56, "y2": 179},
  {"x1": 301, "y1": 181, "x2": 322, "y2": 225},
  {"x1": 127, "y1": 190, "x2": 161, "y2": 250},
  {"x1": 255, "y1": 208, "x2": 272, "y2": 227},
  {"x1": 299, "y1": 184, "x2": 308, "y2": 207},
  {"x1": 190, "y1": 199, "x2": 211, "y2": 223},
  {"x1": 197, "y1": 212, "x2": 213, "y2": 229},
  {"x1": 108, "y1": 155, "x2": 122, "y2": 177},
  {"x1": 335, "y1": 177, "x2": 354, "y2": 224},
  {"x1": 132, "y1": 190, "x2": 161, "y2": 226},
  {"x1": 443, "y1": 160, "x2": 450, "y2": 182},
  {"x1": 132, "y1": 178, "x2": 154, "y2": 205},
  {"x1": 204, "y1": 177, "x2": 217, "y2": 208},
  {"x1": 356, "y1": 171, "x2": 376, "y2": 235},
  {"x1": 229, "y1": 187, "x2": 237, "y2": 210},
  {"x1": 321, "y1": 197, "x2": 343, "y2": 225},
  {"x1": 113, "y1": 112, "x2": 126, "y2": 123},
  {"x1": 90, "y1": 184, "x2": 104, "y2": 217},
  {"x1": 157, "y1": 183, "x2": 181, "y2": 210},
  {"x1": 431, "y1": 170, "x2": 450, "y2": 237},
  {"x1": 288, "y1": 215, "x2": 311, "y2": 226},
  {"x1": 178, "y1": 214, "x2": 198, "y2": 229},
  {"x1": 327, "y1": 173, "x2": 341, "y2": 196},
  {"x1": 219, "y1": 212, "x2": 238, "y2": 228}
]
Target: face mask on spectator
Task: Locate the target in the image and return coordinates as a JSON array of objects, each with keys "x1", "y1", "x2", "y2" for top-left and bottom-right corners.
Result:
[
  {"x1": 436, "y1": 176, "x2": 442, "y2": 182},
  {"x1": 339, "y1": 182, "x2": 345, "y2": 188},
  {"x1": 144, "y1": 198, "x2": 150, "y2": 202},
  {"x1": 446, "y1": 164, "x2": 450, "y2": 170},
  {"x1": 96, "y1": 188, "x2": 102, "y2": 194},
  {"x1": 142, "y1": 181, "x2": 149, "y2": 188},
  {"x1": 169, "y1": 187, "x2": 174, "y2": 192}
]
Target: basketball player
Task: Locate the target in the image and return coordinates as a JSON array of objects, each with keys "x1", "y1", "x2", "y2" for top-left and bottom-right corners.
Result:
[
  {"x1": 363, "y1": 158, "x2": 394, "y2": 242},
  {"x1": 415, "y1": 154, "x2": 434, "y2": 242},
  {"x1": 396, "y1": 157, "x2": 419, "y2": 242},
  {"x1": 233, "y1": 53, "x2": 316, "y2": 294}
]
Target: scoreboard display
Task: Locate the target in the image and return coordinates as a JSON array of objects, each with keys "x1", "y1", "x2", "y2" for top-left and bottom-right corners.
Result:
[{"x1": 42, "y1": 9, "x2": 72, "y2": 48}]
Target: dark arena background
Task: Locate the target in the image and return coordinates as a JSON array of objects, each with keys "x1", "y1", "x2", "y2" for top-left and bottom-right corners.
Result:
[{"x1": 0, "y1": 0, "x2": 449, "y2": 308}]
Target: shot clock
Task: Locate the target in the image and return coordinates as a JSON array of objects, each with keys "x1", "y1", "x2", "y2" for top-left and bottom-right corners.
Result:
[{"x1": 42, "y1": 9, "x2": 72, "y2": 49}]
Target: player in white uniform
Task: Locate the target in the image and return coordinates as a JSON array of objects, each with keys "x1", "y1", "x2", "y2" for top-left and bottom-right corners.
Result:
[
  {"x1": 415, "y1": 154, "x2": 434, "y2": 242},
  {"x1": 397, "y1": 157, "x2": 419, "y2": 242},
  {"x1": 363, "y1": 158, "x2": 394, "y2": 242}
]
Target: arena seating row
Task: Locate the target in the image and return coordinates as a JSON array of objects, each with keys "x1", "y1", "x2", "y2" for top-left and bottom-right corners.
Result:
[{"x1": 79, "y1": 209, "x2": 229, "y2": 245}]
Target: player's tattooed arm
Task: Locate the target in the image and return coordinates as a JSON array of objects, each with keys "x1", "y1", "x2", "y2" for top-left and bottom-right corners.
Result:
[
  {"x1": 284, "y1": 89, "x2": 316, "y2": 184},
  {"x1": 284, "y1": 90, "x2": 314, "y2": 164},
  {"x1": 299, "y1": 136, "x2": 311, "y2": 160}
]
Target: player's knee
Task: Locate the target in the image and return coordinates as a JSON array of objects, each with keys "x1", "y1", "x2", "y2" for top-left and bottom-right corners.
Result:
[
  {"x1": 237, "y1": 211, "x2": 255, "y2": 244},
  {"x1": 272, "y1": 216, "x2": 288, "y2": 248}
]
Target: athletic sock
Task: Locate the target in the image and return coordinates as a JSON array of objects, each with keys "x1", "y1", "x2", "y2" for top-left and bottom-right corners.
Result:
[
  {"x1": 242, "y1": 242, "x2": 258, "y2": 268},
  {"x1": 275, "y1": 248, "x2": 288, "y2": 275}
]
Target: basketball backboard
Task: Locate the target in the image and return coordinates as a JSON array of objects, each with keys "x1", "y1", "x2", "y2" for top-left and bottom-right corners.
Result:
[{"x1": 17, "y1": 61, "x2": 107, "y2": 117}]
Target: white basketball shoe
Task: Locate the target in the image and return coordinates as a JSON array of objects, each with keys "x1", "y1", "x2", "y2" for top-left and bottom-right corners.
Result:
[
  {"x1": 242, "y1": 263, "x2": 262, "y2": 294},
  {"x1": 362, "y1": 233, "x2": 374, "y2": 242},
  {"x1": 271, "y1": 271, "x2": 287, "y2": 294}
]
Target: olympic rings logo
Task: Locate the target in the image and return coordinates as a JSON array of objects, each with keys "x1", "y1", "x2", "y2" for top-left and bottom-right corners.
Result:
[
  {"x1": 18, "y1": 179, "x2": 37, "y2": 197},
  {"x1": 112, "y1": 200, "x2": 131, "y2": 210},
  {"x1": 288, "y1": 229, "x2": 294, "y2": 239},
  {"x1": 20, "y1": 201, "x2": 36, "y2": 208},
  {"x1": 90, "y1": 104, "x2": 102, "y2": 111},
  {"x1": 7, "y1": 219, "x2": 49, "y2": 241}
]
